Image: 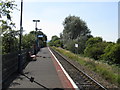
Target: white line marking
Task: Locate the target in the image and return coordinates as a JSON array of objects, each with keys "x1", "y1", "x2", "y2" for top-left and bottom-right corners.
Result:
[{"x1": 48, "y1": 47, "x2": 79, "y2": 90}]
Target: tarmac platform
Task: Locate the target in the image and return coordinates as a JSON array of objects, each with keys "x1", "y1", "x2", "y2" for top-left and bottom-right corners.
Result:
[{"x1": 8, "y1": 47, "x2": 78, "y2": 89}]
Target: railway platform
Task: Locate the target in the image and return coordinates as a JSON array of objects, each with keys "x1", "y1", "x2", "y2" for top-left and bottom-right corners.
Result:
[{"x1": 8, "y1": 47, "x2": 78, "y2": 89}]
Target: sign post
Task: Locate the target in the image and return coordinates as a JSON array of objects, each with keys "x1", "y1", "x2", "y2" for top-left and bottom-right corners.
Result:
[{"x1": 75, "y1": 44, "x2": 78, "y2": 54}]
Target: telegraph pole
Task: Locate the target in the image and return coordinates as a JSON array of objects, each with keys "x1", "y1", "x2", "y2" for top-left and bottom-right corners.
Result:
[{"x1": 18, "y1": 0, "x2": 23, "y2": 73}]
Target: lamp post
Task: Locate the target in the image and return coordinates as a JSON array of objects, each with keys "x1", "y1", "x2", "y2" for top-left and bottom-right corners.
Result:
[
  {"x1": 33, "y1": 20, "x2": 40, "y2": 54},
  {"x1": 18, "y1": 0, "x2": 23, "y2": 73}
]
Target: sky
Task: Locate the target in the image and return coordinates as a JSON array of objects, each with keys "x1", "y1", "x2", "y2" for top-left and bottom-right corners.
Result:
[
  {"x1": 12, "y1": 0, "x2": 119, "y2": 42},
  {"x1": 118, "y1": 2, "x2": 120, "y2": 38}
]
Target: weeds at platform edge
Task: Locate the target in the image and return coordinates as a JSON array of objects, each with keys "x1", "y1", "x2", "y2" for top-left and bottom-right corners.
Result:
[{"x1": 52, "y1": 46, "x2": 120, "y2": 87}]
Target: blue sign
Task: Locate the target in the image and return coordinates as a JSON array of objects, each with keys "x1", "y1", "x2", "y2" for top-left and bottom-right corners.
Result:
[{"x1": 38, "y1": 35, "x2": 43, "y2": 37}]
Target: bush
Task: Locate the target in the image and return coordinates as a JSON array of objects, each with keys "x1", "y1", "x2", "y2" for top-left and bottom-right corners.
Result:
[
  {"x1": 48, "y1": 35, "x2": 63, "y2": 47},
  {"x1": 84, "y1": 42, "x2": 108, "y2": 60},
  {"x1": 111, "y1": 44, "x2": 120, "y2": 64},
  {"x1": 117, "y1": 38, "x2": 120, "y2": 44},
  {"x1": 100, "y1": 43, "x2": 115, "y2": 63},
  {"x1": 22, "y1": 33, "x2": 35, "y2": 49},
  {"x1": 101, "y1": 43, "x2": 120, "y2": 64},
  {"x1": 86, "y1": 37, "x2": 103, "y2": 47},
  {"x1": 84, "y1": 46, "x2": 102, "y2": 60}
]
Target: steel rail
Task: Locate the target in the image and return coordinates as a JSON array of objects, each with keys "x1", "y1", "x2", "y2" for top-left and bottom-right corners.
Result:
[{"x1": 50, "y1": 47, "x2": 107, "y2": 90}]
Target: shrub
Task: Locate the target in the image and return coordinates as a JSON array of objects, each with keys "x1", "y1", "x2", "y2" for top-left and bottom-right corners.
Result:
[
  {"x1": 109, "y1": 44, "x2": 120, "y2": 64},
  {"x1": 48, "y1": 35, "x2": 63, "y2": 47},
  {"x1": 101, "y1": 43, "x2": 120, "y2": 64},
  {"x1": 117, "y1": 38, "x2": 120, "y2": 44},
  {"x1": 84, "y1": 42, "x2": 108, "y2": 60},
  {"x1": 86, "y1": 37, "x2": 103, "y2": 47},
  {"x1": 101, "y1": 43, "x2": 115, "y2": 63}
]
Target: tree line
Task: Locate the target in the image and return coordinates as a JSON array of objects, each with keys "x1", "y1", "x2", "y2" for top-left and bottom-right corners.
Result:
[{"x1": 48, "y1": 15, "x2": 120, "y2": 65}]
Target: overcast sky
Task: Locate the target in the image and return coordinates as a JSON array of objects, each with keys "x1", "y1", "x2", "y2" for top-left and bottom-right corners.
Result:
[{"x1": 12, "y1": 0, "x2": 119, "y2": 42}]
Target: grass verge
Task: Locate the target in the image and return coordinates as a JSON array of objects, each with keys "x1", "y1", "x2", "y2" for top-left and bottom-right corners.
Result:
[{"x1": 52, "y1": 47, "x2": 120, "y2": 87}]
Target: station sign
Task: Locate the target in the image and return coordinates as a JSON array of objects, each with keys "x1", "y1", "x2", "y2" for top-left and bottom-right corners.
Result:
[{"x1": 38, "y1": 35, "x2": 43, "y2": 37}]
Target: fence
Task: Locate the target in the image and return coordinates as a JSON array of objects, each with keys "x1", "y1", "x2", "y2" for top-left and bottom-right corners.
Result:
[{"x1": 2, "y1": 49, "x2": 32, "y2": 88}]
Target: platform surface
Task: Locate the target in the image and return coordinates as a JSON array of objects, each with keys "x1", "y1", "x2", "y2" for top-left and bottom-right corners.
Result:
[{"x1": 8, "y1": 47, "x2": 64, "y2": 89}]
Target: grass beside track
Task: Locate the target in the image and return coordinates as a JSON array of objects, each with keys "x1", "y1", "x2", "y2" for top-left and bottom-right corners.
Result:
[{"x1": 52, "y1": 47, "x2": 120, "y2": 87}]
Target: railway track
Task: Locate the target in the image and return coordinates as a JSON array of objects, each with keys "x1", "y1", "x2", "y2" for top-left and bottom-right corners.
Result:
[{"x1": 50, "y1": 47, "x2": 107, "y2": 90}]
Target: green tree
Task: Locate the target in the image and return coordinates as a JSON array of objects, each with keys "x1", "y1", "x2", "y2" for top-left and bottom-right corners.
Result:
[
  {"x1": 84, "y1": 37, "x2": 108, "y2": 60},
  {"x1": 61, "y1": 15, "x2": 91, "y2": 53},
  {"x1": 62, "y1": 15, "x2": 91, "y2": 44},
  {"x1": 2, "y1": 30, "x2": 19, "y2": 54},
  {"x1": 48, "y1": 35, "x2": 63, "y2": 47},
  {"x1": 22, "y1": 31, "x2": 47, "y2": 49},
  {"x1": 110, "y1": 44, "x2": 120, "y2": 64},
  {"x1": 22, "y1": 33, "x2": 35, "y2": 49},
  {"x1": 64, "y1": 39, "x2": 76, "y2": 53},
  {"x1": 1, "y1": 0, "x2": 18, "y2": 54},
  {"x1": 85, "y1": 37, "x2": 103, "y2": 47},
  {"x1": 0, "y1": 0, "x2": 17, "y2": 33},
  {"x1": 51, "y1": 35, "x2": 59, "y2": 41},
  {"x1": 75, "y1": 36, "x2": 88, "y2": 54},
  {"x1": 101, "y1": 43, "x2": 120, "y2": 64}
]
